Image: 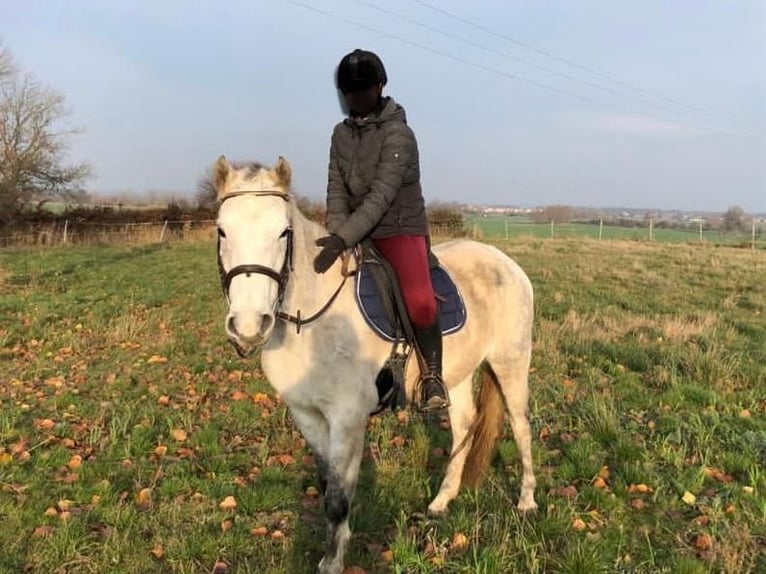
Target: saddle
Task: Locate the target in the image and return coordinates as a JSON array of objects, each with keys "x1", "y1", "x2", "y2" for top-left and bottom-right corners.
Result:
[{"x1": 353, "y1": 241, "x2": 467, "y2": 412}]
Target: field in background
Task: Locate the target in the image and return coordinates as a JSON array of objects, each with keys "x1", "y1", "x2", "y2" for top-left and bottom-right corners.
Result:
[
  {"x1": 0, "y1": 220, "x2": 216, "y2": 247},
  {"x1": 461, "y1": 215, "x2": 766, "y2": 248},
  {"x1": 1, "y1": 237, "x2": 764, "y2": 573},
  {"x1": 5, "y1": 207, "x2": 765, "y2": 250},
  {"x1": 6, "y1": 217, "x2": 764, "y2": 250}
]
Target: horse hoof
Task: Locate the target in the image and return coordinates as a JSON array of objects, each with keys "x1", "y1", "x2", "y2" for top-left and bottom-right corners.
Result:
[
  {"x1": 316, "y1": 561, "x2": 341, "y2": 574},
  {"x1": 408, "y1": 511, "x2": 428, "y2": 524},
  {"x1": 517, "y1": 503, "x2": 539, "y2": 518},
  {"x1": 426, "y1": 506, "x2": 447, "y2": 519}
]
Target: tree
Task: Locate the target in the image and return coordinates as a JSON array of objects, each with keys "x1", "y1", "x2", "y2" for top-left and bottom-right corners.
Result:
[
  {"x1": 195, "y1": 165, "x2": 218, "y2": 210},
  {"x1": 0, "y1": 42, "x2": 91, "y2": 221},
  {"x1": 722, "y1": 205, "x2": 746, "y2": 232},
  {"x1": 533, "y1": 205, "x2": 573, "y2": 224},
  {"x1": 0, "y1": 43, "x2": 15, "y2": 80}
]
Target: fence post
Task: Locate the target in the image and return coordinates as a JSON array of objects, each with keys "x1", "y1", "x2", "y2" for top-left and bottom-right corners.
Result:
[
  {"x1": 753, "y1": 219, "x2": 757, "y2": 250},
  {"x1": 159, "y1": 219, "x2": 169, "y2": 242},
  {"x1": 550, "y1": 220, "x2": 554, "y2": 239},
  {"x1": 649, "y1": 219, "x2": 653, "y2": 241},
  {"x1": 599, "y1": 218, "x2": 603, "y2": 241},
  {"x1": 504, "y1": 218, "x2": 509, "y2": 240},
  {"x1": 62, "y1": 219, "x2": 69, "y2": 245},
  {"x1": 699, "y1": 220, "x2": 703, "y2": 242}
]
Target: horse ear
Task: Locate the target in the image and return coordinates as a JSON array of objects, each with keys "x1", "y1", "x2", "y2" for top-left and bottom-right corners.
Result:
[
  {"x1": 273, "y1": 156, "x2": 292, "y2": 188},
  {"x1": 214, "y1": 155, "x2": 229, "y2": 195}
]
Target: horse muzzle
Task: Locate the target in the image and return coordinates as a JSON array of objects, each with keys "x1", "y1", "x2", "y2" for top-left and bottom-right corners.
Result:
[
  {"x1": 225, "y1": 312, "x2": 275, "y2": 355},
  {"x1": 228, "y1": 337, "x2": 258, "y2": 358}
]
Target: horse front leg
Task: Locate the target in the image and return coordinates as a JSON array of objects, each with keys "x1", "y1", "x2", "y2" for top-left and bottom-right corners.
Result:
[
  {"x1": 317, "y1": 413, "x2": 367, "y2": 574},
  {"x1": 290, "y1": 406, "x2": 331, "y2": 484}
]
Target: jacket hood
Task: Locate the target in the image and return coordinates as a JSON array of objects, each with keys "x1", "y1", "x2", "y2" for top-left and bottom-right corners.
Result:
[{"x1": 344, "y1": 97, "x2": 406, "y2": 128}]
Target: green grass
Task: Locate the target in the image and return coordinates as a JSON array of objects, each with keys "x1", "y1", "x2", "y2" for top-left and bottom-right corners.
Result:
[{"x1": 1, "y1": 237, "x2": 765, "y2": 573}]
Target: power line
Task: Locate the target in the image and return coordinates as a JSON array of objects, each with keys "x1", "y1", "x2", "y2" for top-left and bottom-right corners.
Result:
[
  {"x1": 286, "y1": 0, "x2": 733, "y2": 135},
  {"x1": 286, "y1": 0, "x2": 613, "y2": 106},
  {"x1": 355, "y1": 0, "x2": 736, "y2": 129},
  {"x1": 290, "y1": 3, "x2": 663, "y2": 110},
  {"x1": 409, "y1": 0, "x2": 741, "y2": 127}
]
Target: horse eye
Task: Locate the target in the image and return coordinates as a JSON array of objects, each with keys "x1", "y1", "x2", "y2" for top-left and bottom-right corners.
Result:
[{"x1": 217, "y1": 228, "x2": 226, "y2": 239}]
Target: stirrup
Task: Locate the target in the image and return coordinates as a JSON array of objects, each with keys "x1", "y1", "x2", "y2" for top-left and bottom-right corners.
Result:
[
  {"x1": 370, "y1": 384, "x2": 396, "y2": 416},
  {"x1": 417, "y1": 374, "x2": 450, "y2": 412}
]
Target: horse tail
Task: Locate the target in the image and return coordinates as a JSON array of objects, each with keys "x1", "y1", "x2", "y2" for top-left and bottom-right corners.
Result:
[{"x1": 461, "y1": 361, "x2": 505, "y2": 488}]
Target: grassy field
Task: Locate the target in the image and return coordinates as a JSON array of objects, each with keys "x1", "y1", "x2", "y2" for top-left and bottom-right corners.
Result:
[
  {"x1": 464, "y1": 216, "x2": 766, "y2": 248},
  {"x1": 1, "y1": 237, "x2": 764, "y2": 573}
]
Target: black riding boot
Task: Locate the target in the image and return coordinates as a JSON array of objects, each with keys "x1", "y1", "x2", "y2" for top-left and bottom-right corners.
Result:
[{"x1": 413, "y1": 318, "x2": 450, "y2": 412}]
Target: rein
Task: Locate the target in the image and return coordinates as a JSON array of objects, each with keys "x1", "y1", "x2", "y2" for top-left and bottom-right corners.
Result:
[
  {"x1": 276, "y1": 251, "x2": 354, "y2": 333},
  {"x1": 217, "y1": 189, "x2": 352, "y2": 347}
]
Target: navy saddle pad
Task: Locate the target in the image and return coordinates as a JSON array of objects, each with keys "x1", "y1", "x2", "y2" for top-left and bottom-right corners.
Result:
[{"x1": 355, "y1": 261, "x2": 467, "y2": 342}]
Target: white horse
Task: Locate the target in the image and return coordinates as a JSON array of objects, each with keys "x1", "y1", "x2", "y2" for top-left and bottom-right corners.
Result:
[{"x1": 213, "y1": 156, "x2": 537, "y2": 574}]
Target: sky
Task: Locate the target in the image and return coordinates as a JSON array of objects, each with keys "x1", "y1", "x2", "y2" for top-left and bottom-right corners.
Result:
[{"x1": 3, "y1": 0, "x2": 765, "y2": 212}]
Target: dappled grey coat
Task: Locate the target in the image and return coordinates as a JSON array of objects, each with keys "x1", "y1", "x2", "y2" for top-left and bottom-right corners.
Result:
[{"x1": 325, "y1": 97, "x2": 428, "y2": 247}]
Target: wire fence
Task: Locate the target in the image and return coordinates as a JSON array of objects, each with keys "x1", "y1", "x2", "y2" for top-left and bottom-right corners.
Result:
[
  {"x1": 0, "y1": 220, "x2": 217, "y2": 247},
  {"x1": 2, "y1": 217, "x2": 764, "y2": 250},
  {"x1": 446, "y1": 217, "x2": 766, "y2": 249}
]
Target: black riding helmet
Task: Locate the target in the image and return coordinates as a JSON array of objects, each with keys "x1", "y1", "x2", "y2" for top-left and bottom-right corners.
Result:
[{"x1": 335, "y1": 49, "x2": 387, "y2": 93}]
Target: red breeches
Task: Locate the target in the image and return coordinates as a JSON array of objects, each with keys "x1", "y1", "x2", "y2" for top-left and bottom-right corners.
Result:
[{"x1": 372, "y1": 235, "x2": 437, "y2": 328}]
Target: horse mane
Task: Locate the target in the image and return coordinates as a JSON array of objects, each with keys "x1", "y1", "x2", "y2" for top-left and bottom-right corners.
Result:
[
  {"x1": 198, "y1": 158, "x2": 327, "y2": 225},
  {"x1": 196, "y1": 161, "x2": 266, "y2": 208}
]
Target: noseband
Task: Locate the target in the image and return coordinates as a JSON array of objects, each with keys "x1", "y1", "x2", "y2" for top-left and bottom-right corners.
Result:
[{"x1": 216, "y1": 190, "x2": 293, "y2": 309}]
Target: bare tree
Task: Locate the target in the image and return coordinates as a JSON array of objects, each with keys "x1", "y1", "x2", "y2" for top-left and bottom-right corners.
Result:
[
  {"x1": 195, "y1": 165, "x2": 218, "y2": 209},
  {"x1": 0, "y1": 43, "x2": 91, "y2": 221},
  {"x1": 533, "y1": 204, "x2": 573, "y2": 224},
  {"x1": 722, "y1": 205, "x2": 746, "y2": 232},
  {"x1": 0, "y1": 43, "x2": 15, "y2": 80}
]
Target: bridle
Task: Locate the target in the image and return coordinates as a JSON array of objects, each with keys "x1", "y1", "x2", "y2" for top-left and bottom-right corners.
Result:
[
  {"x1": 216, "y1": 190, "x2": 293, "y2": 312},
  {"x1": 216, "y1": 189, "x2": 353, "y2": 355}
]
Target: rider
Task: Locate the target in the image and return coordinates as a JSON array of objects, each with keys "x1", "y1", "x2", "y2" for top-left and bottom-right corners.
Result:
[{"x1": 312, "y1": 48, "x2": 450, "y2": 412}]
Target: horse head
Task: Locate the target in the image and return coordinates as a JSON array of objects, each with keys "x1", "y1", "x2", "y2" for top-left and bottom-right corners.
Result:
[{"x1": 214, "y1": 155, "x2": 293, "y2": 354}]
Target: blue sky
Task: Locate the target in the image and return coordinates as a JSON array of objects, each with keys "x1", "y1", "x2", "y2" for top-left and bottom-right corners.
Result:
[{"x1": 3, "y1": 0, "x2": 765, "y2": 212}]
